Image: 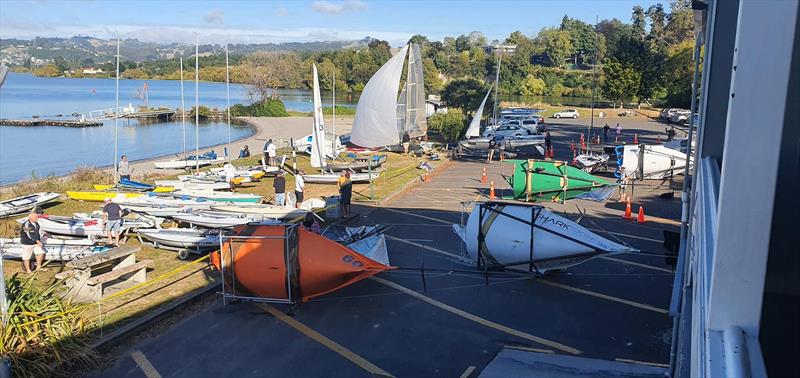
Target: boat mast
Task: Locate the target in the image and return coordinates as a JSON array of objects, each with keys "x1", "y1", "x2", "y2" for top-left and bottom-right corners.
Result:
[
  {"x1": 225, "y1": 44, "x2": 231, "y2": 162},
  {"x1": 195, "y1": 36, "x2": 199, "y2": 171},
  {"x1": 492, "y1": 51, "x2": 502, "y2": 128},
  {"x1": 114, "y1": 36, "x2": 120, "y2": 183},
  {"x1": 332, "y1": 70, "x2": 336, "y2": 157},
  {"x1": 587, "y1": 15, "x2": 599, "y2": 154},
  {"x1": 180, "y1": 57, "x2": 186, "y2": 157}
]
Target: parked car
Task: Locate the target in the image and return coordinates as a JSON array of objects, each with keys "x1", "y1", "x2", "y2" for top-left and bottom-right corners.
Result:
[
  {"x1": 520, "y1": 118, "x2": 545, "y2": 133},
  {"x1": 660, "y1": 108, "x2": 688, "y2": 121},
  {"x1": 483, "y1": 124, "x2": 533, "y2": 138},
  {"x1": 553, "y1": 109, "x2": 580, "y2": 119},
  {"x1": 669, "y1": 110, "x2": 692, "y2": 124}
]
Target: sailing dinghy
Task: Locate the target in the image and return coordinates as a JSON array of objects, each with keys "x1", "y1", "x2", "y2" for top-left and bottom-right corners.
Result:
[
  {"x1": 0, "y1": 238, "x2": 108, "y2": 261},
  {"x1": 210, "y1": 223, "x2": 393, "y2": 302},
  {"x1": 210, "y1": 204, "x2": 309, "y2": 219},
  {"x1": 0, "y1": 192, "x2": 60, "y2": 218},
  {"x1": 173, "y1": 212, "x2": 279, "y2": 229},
  {"x1": 505, "y1": 159, "x2": 614, "y2": 202},
  {"x1": 24, "y1": 213, "x2": 155, "y2": 238},
  {"x1": 453, "y1": 201, "x2": 636, "y2": 272},
  {"x1": 137, "y1": 228, "x2": 219, "y2": 250},
  {"x1": 615, "y1": 141, "x2": 692, "y2": 180}
]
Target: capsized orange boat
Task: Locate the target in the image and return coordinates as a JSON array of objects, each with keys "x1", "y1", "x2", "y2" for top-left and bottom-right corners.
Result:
[{"x1": 210, "y1": 224, "x2": 393, "y2": 303}]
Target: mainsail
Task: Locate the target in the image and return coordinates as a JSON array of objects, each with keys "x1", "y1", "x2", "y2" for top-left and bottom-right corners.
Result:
[
  {"x1": 465, "y1": 89, "x2": 492, "y2": 138},
  {"x1": 310, "y1": 64, "x2": 327, "y2": 168},
  {"x1": 403, "y1": 43, "x2": 427, "y2": 138},
  {"x1": 396, "y1": 83, "x2": 408, "y2": 135},
  {"x1": 351, "y1": 45, "x2": 410, "y2": 148}
]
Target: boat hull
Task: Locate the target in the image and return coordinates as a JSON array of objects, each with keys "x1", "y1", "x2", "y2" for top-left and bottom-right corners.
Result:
[
  {"x1": 67, "y1": 191, "x2": 143, "y2": 202},
  {"x1": 506, "y1": 159, "x2": 612, "y2": 202},
  {"x1": 453, "y1": 202, "x2": 636, "y2": 272},
  {"x1": 137, "y1": 229, "x2": 219, "y2": 248},
  {"x1": 1, "y1": 238, "x2": 108, "y2": 261},
  {"x1": 0, "y1": 192, "x2": 60, "y2": 218},
  {"x1": 616, "y1": 144, "x2": 692, "y2": 180},
  {"x1": 302, "y1": 172, "x2": 379, "y2": 184},
  {"x1": 210, "y1": 204, "x2": 309, "y2": 219},
  {"x1": 210, "y1": 224, "x2": 392, "y2": 302}
]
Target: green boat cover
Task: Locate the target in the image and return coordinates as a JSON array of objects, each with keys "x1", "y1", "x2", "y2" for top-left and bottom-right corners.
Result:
[{"x1": 504, "y1": 159, "x2": 613, "y2": 202}]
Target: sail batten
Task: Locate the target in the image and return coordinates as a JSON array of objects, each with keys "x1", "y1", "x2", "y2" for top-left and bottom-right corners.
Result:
[
  {"x1": 465, "y1": 90, "x2": 492, "y2": 138},
  {"x1": 351, "y1": 45, "x2": 410, "y2": 148}
]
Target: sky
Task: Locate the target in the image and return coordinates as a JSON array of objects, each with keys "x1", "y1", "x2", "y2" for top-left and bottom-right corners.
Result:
[{"x1": 0, "y1": 0, "x2": 661, "y2": 46}]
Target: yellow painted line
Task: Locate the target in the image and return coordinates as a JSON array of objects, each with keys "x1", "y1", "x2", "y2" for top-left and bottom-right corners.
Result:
[
  {"x1": 503, "y1": 345, "x2": 555, "y2": 354},
  {"x1": 384, "y1": 235, "x2": 464, "y2": 260},
  {"x1": 598, "y1": 256, "x2": 674, "y2": 274},
  {"x1": 257, "y1": 303, "x2": 394, "y2": 377},
  {"x1": 536, "y1": 280, "x2": 669, "y2": 314},
  {"x1": 615, "y1": 358, "x2": 670, "y2": 368},
  {"x1": 383, "y1": 208, "x2": 452, "y2": 225},
  {"x1": 131, "y1": 350, "x2": 162, "y2": 378},
  {"x1": 370, "y1": 276, "x2": 582, "y2": 355},
  {"x1": 459, "y1": 366, "x2": 477, "y2": 378}
]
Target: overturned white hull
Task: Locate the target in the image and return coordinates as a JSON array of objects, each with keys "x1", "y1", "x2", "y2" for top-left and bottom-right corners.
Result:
[
  {"x1": 0, "y1": 238, "x2": 106, "y2": 261},
  {"x1": 618, "y1": 143, "x2": 692, "y2": 180},
  {"x1": 0, "y1": 192, "x2": 60, "y2": 218},
  {"x1": 302, "y1": 172, "x2": 379, "y2": 184},
  {"x1": 453, "y1": 202, "x2": 636, "y2": 272}
]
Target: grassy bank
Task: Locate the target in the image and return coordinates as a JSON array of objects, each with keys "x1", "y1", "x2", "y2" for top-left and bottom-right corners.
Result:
[{"x1": 1, "y1": 147, "x2": 437, "y2": 373}]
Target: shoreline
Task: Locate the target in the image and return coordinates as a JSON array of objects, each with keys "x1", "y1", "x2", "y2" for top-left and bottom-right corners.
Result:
[{"x1": 0, "y1": 115, "x2": 354, "y2": 192}]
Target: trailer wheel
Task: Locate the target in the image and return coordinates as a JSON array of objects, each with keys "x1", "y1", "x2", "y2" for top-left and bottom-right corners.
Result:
[{"x1": 177, "y1": 249, "x2": 189, "y2": 260}]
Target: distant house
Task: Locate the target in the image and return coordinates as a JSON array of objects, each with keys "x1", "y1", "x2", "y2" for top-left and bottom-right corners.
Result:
[
  {"x1": 484, "y1": 44, "x2": 517, "y2": 55},
  {"x1": 425, "y1": 99, "x2": 448, "y2": 117},
  {"x1": 82, "y1": 68, "x2": 104, "y2": 75}
]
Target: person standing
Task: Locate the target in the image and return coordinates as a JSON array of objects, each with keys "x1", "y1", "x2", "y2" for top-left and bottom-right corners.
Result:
[
  {"x1": 294, "y1": 170, "x2": 305, "y2": 208},
  {"x1": 118, "y1": 155, "x2": 131, "y2": 181},
  {"x1": 273, "y1": 171, "x2": 286, "y2": 206},
  {"x1": 263, "y1": 139, "x2": 273, "y2": 167},
  {"x1": 102, "y1": 197, "x2": 124, "y2": 247},
  {"x1": 19, "y1": 209, "x2": 45, "y2": 274},
  {"x1": 402, "y1": 133, "x2": 411, "y2": 155},
  {"x1": 339, "y1": 171, "x2": 353, "y2": 217},
  {"x1": 267, "y1": 140, "x2": 277, "y2": 166},
  {"x1": 544, "y1": 132, "x2": 552, "y2": 155},
  {"x1": 487, "y1": 137, "x2": 497, "y2": 163},
  {"x1": 603, "y1": 124, "x2": 610, "y2": 145},
  {"x1": 615, "y1": 123, "x2": 622, "y2": 141}
]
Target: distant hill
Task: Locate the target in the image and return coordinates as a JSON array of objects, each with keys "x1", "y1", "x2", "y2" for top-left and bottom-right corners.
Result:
[{"x1": 0, "y1": 35, "x2": 375, "y2": 67}]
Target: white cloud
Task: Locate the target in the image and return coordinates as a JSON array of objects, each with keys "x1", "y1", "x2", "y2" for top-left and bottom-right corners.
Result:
[
  {"x1": 203, "y1": 9, "x2": 224, "y2": 24},
  {"x1": 311, "y1": 0, "x2": 367, "y2": 15},
  {"x1": 274, "y1": 7, "x2": 288, "y2": 17},
  {"x1": 0, "y1": 19, "x2": 413, "y2": 46}
]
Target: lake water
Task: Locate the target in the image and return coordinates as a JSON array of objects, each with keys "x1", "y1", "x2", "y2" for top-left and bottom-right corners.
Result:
[{"x1": 0, "y1": 73, "x2": 358, "y2": 184}]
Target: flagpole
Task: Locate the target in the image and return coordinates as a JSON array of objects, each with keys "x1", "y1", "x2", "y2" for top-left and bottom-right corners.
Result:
[{"x1": 332, "y1": 70, "x2": 336, "y2": 157}]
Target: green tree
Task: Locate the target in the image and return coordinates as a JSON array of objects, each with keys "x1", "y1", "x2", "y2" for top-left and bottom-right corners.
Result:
[
  {"x1": 632, "y1": 6, "x2": 647, "y2": 39},
  {"x1": 664, "y1": 0, "x2": 694, "y2": 45},
  {"x1": 602, "y1": 60, "x2": 640, "y2": 106},
  {"x1": 663, "y1": 40, "x2": 694, "y2": 107},
  {"x1": 442, "y1": 78, "x2": 490, "y2": 116},
  {"x1": 519, "y1": 75, "x2": 546, "y2": 96},
  {"x1": 536, "y1": 28, "x2": 574, "y2": 68},
  {"x1": 427, "y1": 112, "x2": 467, "y2": 141},
  {"x1": 422, "y1": 59, "x2": 444, "y2": 94}
]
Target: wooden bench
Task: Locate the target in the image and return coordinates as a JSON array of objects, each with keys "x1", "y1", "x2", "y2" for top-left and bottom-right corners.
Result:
[{"x1": 56, "y1": 246, "x2": 152, "y2": 302}]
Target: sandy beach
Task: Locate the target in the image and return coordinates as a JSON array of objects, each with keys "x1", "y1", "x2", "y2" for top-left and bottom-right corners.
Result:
[{"x1": 127, "y1": 115, "x2": 354, "y2": 177}]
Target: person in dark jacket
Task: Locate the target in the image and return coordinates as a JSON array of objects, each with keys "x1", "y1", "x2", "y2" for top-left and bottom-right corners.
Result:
[
  {"x1": 339, "y1": 171, "x2": 353, "y2": 217},
  {"x1": 19, "y1": 209, "x2": 45, "y2": 273},
  {"x1": 273, "y1": 171, "x2": 286, "y2": 206}
]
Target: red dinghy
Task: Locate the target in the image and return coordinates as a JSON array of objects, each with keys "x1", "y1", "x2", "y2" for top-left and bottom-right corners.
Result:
[{"x1": 210, "y1": 224, "x2": 392, "y2": 303}]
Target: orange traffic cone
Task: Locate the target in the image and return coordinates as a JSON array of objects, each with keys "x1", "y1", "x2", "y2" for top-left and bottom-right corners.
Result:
[
  {"x1": 637, "y1": 205, "x2": 646, "y2": 223},
  {"x1": 623, "y1": 198, "x2": 632, "y2": 220},
  {"x1": 425, "y1": 171, "x2": 432, "y2": 182},
  {"x1": 580, "y1": 133, "x2": 585, "y2": 145},
  {"x1": 489, "y1": 180, "x2": 496, "y2": 200},
  {"x1": 481, "y1": 167, "x2": 487, "y2": 183},
  {"x1": 633, "y1": 134, "x2": 639, "y2": 144}
]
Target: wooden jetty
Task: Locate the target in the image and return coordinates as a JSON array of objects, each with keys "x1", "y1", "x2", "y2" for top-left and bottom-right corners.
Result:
[{"x1": 0, "y1": 119, "x2": 103, "y2": 127}]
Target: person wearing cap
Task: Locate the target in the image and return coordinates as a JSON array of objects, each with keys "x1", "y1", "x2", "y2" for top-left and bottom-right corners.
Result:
[
  {"x1": 19, "y1": 209, "x2": 45, "y2": 273},
  {"x1": 118, "y1": 155, "x2": 132, "y2": 181},
  {"x1": 102, "y1": 197, "x2": 124, "y2": 247},
  {"x1": 273, "y1": 170, "x2": 286, "y2": 206},
  {"x1": 295, "y1": 170, "x2": 305, "y2": 208}
]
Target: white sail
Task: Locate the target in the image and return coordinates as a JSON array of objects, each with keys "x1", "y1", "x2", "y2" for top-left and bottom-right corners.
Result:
[
  {"x1": 396, "y1": 82, "x2": 408, "y2": 135},
  {"x1": 310, "y1": 64, "x2": 327, "y2": 168},
  {"x1": 404, "y1": 43, "x2": 427, "y2": 138},
  {"x1": 351, "y1": 45, "x2": 410, "y2": 148},
  {"x1": 465, "y1": 89, "x2": 492, "y2": 138}
]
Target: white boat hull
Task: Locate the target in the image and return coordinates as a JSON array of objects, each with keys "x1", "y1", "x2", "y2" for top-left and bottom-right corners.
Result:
[
  {"x1": 453, "y1": 202, "x2": 636, "y2": 272},
  {"x1": 619, "y1": 144, "x2": 692, "y2": 180},
  {"x1": 0, "y1": 238, "x2": 107, "y2": 261},
  {"x1": 302, "y1": 172, "x2": 379, "y2": 184},
  {"x1": 0, "y1": 192, "x2": 60, "y2": 218},
  {"x1": 137, "y1": 229, "x2": 219, "y2": 248},
  {"x1": 210, "y1": 204, "x2": 309, "y2": 219},
  {"x1": 154, "y1": 157, "x2": 225, "y2": 169},
  {"x1": 26, "y1": 215, "x2": 154, "y2": 237},
  {"x1": 153, "y1": 180, "x2": 231, "y2": 191},
  {"x1": 172, "y1": 213, "x2": 279, "y2": 228}
]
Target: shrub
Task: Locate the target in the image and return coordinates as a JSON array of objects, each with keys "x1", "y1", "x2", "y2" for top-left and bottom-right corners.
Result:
[
  {"x1": 428, "y1": 112, "x2": 467, "y2": 141},
  {"x1": 230, "y1": 99, "x2": 289, "y2": 117}
]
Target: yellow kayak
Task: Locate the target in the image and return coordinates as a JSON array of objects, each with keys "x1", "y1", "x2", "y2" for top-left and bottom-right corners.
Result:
[
  {"x1": 92, "y1": 184, "x2": 175, "y2": 193},
  {"x1": 66, "y1": 191, "x2": 144, "y2": 202}
]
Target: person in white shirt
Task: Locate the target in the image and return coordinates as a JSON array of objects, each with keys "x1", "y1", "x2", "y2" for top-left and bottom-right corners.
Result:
[
  {"x1": 295, "y1": 170, "x2": 305, "y2": 208},
  {"x1": 267, "y1": 141, "x2": 277, "y2": 166}
]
